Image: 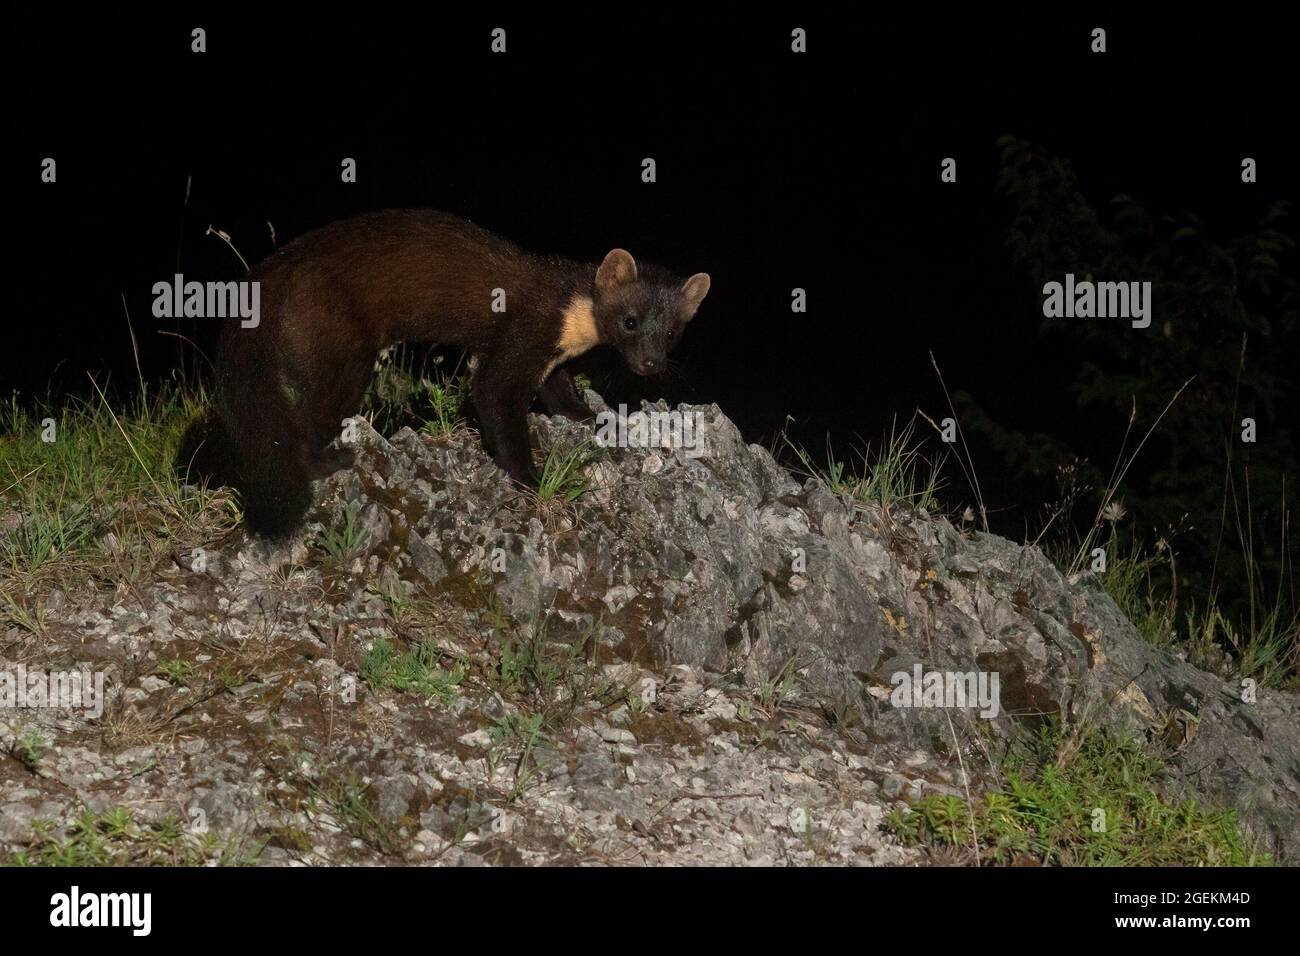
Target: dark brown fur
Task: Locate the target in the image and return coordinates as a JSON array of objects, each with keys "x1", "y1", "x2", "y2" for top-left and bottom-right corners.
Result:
[{"x1": 180, "y1": 210, "x2": 709, "y2": 536}]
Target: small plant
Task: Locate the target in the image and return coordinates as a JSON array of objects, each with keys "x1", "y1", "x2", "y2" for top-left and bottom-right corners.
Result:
[
  {"x1": 0, "y1": 587, "x2": 46, "y2": 637},
  {"x1": 535, "y1": 440, "x2": 593, "y2": 503},
  {"x1": 319, "y1": 776, "x2": 402, "y2": 856},
  {"x1": 217, "y1": 668, "x2": 246, "y2": 692},
  {"x1": 1, "y1": 501, "x2": 94, "y2": 575},
  {"x1": 490, "y1": 711, "x2": 547, "y2": 749},
  {"x1": 316, "y1": 501, "x2": 367, "y2": 561},
  {"x1": 361, "y1": 346, "x2": 468, "y2": 439},
  {"x1": 11, "y1": 727, "x2": 47, "y2": 770},
  {"x1": 422, "y1": 375, "x2": 467, "y2": 440},
  {"x1": 361, "y1": 637, "x2": 465, "y2": 701},
  {"x1": 156, "y1": 658, "x2": 195, "y2": 686},
  {"x1": 494, "y1": 612, "x2": 608, "y2": 711},
  {"x1": 490, "y1": 712, "x2": 549, "y2": 801},
  {"x1": 755, "y1": 657, "x2": 799, "y2": 711},
  {"x1": 783, "y1": 417, "x2": 943, "y2": 513},
  {"x1": 367, "y1": 576, "x2": 414, "y2": 618},
  {"x1": 497, "y1": 628, "x2": 557, "y2": 694}
]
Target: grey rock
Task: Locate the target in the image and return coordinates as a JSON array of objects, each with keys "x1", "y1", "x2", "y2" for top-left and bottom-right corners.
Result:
[{"x1": 4, "y1": 391, "x2": 1297, "y2": 866}]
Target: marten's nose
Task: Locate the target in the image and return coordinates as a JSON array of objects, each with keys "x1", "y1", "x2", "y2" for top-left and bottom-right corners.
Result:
[{"x1": 636, "y1": 358, "x2": 660, "y2": 375}]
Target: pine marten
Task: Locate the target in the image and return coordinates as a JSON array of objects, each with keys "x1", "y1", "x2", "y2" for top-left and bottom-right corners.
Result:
[{"x1": 179, "y1": 210, "x2": 711, "y2": 536}]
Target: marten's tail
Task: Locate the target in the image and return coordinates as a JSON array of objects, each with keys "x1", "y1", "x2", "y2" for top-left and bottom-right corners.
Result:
[{"x1": 176, "y1": 397, "x2": 313, "y2": 539}]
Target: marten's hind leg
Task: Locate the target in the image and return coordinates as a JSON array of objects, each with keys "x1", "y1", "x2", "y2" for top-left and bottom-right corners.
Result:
[{"x1": 297, "y1": 346, "x2": 376, "y2": 478}]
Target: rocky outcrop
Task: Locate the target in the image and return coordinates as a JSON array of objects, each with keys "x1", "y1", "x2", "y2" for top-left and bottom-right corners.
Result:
[{"x1": 2, "y1": 392, "x2": 1297, "y2": 864}]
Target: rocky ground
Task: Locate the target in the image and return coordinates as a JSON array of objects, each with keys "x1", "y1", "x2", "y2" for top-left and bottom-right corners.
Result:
[{"x1": 2, "y1": 392, "x2": 1297, "y2": 865}]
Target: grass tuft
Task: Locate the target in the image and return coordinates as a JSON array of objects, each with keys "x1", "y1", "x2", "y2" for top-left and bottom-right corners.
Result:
[
  {"x1": 1, "y1": 382, "x2": 237, "y2": 592},
  {"x1": 887, "y1": 718, "x2": 1267, "y2": 866},
  {"x1": 361, "y1": 637, "x2": 465, "y2": 700},
  {"x1": 783, "y1": 416, "x2": 944, "y2": 513},
  {"x1": 6, "y1": 807, "x2": 262, "y2": 867},
  {"x1": 534, "y1": 440, "x2": 594, "y2": 503}
]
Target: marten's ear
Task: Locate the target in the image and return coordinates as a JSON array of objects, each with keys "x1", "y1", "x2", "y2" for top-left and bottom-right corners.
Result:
[
  {"x1": 596, "y1": 249, "x2": 638, "y2": 294},
  {"x1": 680, "y1": 273, "x2": 711, "y2": 320}
]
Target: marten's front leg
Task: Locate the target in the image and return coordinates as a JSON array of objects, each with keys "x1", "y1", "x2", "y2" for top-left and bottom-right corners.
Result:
[
  {"x1": 473, "y1": 347, "x2": 542, "y2": 485},
  {"x1": 537, "y1": 368, "x2": 594, "y2": 422}
]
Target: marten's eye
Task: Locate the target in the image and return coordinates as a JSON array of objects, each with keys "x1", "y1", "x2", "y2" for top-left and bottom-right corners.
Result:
[
  {"x1": 623, "y1": 315, "x2": 638, "y2": 332},
  {"x1": 666, "y1": 328, "x2": 675, "y2": 341}
]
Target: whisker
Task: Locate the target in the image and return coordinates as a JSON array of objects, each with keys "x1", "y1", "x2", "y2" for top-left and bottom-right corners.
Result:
[{"x1": 664, "y1": 358, "x2": 691, "y2": 386}]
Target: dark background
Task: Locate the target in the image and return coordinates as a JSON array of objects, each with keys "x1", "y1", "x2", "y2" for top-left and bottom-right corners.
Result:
[{"x1": 10, "y1": 10, "x2": 1297, "y2": 541}]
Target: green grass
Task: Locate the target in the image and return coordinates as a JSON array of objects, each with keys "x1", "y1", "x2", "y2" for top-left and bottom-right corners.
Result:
[
  {"x1": 314, "y1": 776, "x2": 403, "y2": 856},
  {"x1": 534, "y1": 439, "x2": 594, "y2": 503},
  {"x1": 1049, "y1": 528, "x2": 1299, "y2": 690},
  {"x1": 1031, "y1": 405, "x2": 1299, "y2": 690},
  {"x1": 484, "y1": 610, "x2": 625, "y2": 799},
  {"x1": 887, "y1": 718, "x2": 1267, "y2": 866},
  {"x1": 156, "y1": 658, "x2": 196, "y2": 687},
  {"x1": 490, "y1": 711, "x2": 547, "y2": 748},
  {"x1": 754, "y1": 656, "x2": 798, "y2": 710},
  {"x1": 10, "y1": 727, "x2": 47, "y2": 770},
  {"x1": 496, "y1": 617, "x2": 570, "y2": 694},
  {"x1": 314, "y1": 501, "x2": 368, "y2": 562},
  {"x1": 421, "y1": 376, "x2": 467, "y2": 440},
  {"x1": 1, "y1": 381, "x2": 237, "y2": 622},
  {"x1": 493, "y1": 612, "x2": 613, "y2": 711},
  {"x1": 362, "y1": 346, "x2": 468, "y2": 440},
  {"x1": 783, "y1": 416, "x2": 944, "y2": 512},
  {"x1": 361, "y1": 637, "x2": 465, "y2": 700},
  {"x1": 5, "y1": 807, "x2": 262, "y2": 866},
  {"x1": 489, "y1": 711, "x2": 549, "y2": 801}
]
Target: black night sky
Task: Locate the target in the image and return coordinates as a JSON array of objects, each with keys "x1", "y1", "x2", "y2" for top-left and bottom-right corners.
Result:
[{"x1": 11, "y1": 10, "x2": 1298, "y2": 545}]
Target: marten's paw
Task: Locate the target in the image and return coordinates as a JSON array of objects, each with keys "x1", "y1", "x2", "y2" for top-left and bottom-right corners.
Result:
[
  {"x1": 538, "y1": 378, "x2": 595, "y2": 423},
  {"x1": 506, "y1": 463, "x2": 540, "y2": 489},
  {"x1": 555, "y1": 403, "x2": 596, "y2": 424},
  {"x1": 492, "y1": 454, "x2": 539, "y2": 490}
]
